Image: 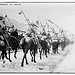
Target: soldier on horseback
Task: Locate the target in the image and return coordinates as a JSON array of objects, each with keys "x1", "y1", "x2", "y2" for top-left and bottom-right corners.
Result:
[
  {"x1": 0, "y1": 15, "x2": 19, "y2": 63},
  {"x1": 0, "y1": 17, "x2": 11, "y2": 64},
  {"x1": 9, "y1": 25, "x2": 18, "y2": 39}
]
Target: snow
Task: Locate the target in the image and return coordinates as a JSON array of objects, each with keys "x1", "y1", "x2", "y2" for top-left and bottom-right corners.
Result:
[
  {"x1": 0, "y1": 44, "x2": 73, "y2": 73},
  {"x1": 54, "y1": 43, "x2": 75, "y2": 73}
]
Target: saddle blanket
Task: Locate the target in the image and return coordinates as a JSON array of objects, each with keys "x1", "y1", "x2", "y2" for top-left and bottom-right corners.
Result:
[{"x1": 20, "y1": 36, "x2": 31, "y2": 45}]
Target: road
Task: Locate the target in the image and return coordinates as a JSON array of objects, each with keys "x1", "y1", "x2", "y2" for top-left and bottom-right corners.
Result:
[
  {"x1": 0, "y1": 44, "x2": 73, "y2": 73},
  {"x1": 54, "y1": 43, "x2": 75, "y2": 73}
]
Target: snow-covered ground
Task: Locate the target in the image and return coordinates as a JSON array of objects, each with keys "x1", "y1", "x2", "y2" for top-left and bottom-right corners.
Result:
[
  {"x1": 0, "y1": 44, "x2": 73, "y2": 73},
  {"x1": 54, "y1": 43, "x2": 75, "y2": 73}
]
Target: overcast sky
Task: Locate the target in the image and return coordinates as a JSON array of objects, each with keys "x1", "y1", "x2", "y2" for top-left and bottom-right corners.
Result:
[{"x1": 0, "y1": 3, "x2": 75, "y2": 34}]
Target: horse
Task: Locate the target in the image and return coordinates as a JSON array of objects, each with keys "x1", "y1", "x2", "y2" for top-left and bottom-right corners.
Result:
[
  {"x1": 20, "y1": 35, "x2": 38, "y2": 67},
  {"x1": 60, "y1": 38, "x2": 67, "y2": 51},
  {"x1": 37, "y1": 36, "x2": 50, "y2": 60},
  {"x1": 45, "y1": 38, "x2": 52, "y2": 54},
  {"x1": 0, "y1": 28, "x2": 21, "y2": 64},
  {"x1": 7, "y1": 35, "x2": 19, "y2": 58},
  {"x1": 52, "y1": 39, "x2": 60, "y2": 54},
  {"x1": 2, "y1": 30, "x2": 19, "y2": 61},
  {"x1": 0, "y1": 41, "x2": 10, "y2": 64},
  {"x1": 0, "y1": 32, "x2": 12, "y2": 64}
]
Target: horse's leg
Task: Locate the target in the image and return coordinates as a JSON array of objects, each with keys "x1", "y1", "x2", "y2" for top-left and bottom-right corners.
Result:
[
  {"x1": 47, "y1": 43, "x2": 50, "y2": 54},
  {"x1": 54, "y1": 48, "x2": 56, "y2": 54},
  {"x1": 61, "y1": 42, "x2": 65, "y2": 51},
  {"x1": 47, "y1": 47, "x2": 50, "y2": 54},
  {"x1": 0, "y1": 53, "x2": 1, "y2": 60},
  {"x1": 62, "y1": 45, "x2": 65, "y2": 51},
  {"x1": 21, "y1": 53, "x2": 25, "y2": 67},
  {"x1": 14, "y1": 48, "x2": 17, "y2": 59},
  {"x1": 30, "y1": 50, "x2": 33, "y2": 62},
  {"x1": 43, "y1": 49, "x2": 44, "y2": 55},
  {"x1": 5, "y1": 53, "x2": 9, "y2": 60},
  {"x1": 5, "y1": 50, "x2": 9, "y2": 60},
  {"x1": 48, "y1": 44, "x2": 51, "y2": 54},
  {"x1": 22, "y1": 45, "x2": 25, "y2": 53},
  {"x1": 1, "y1": 50, "x2": 5, "y2": 67},
  {"x1": 39, "y1": 48, "x2": 42, "y2": 60},
  {"x1": 5, "y1": 49, "x2": 12, "y2": 62},
  {"x1": 45, "y1": 49, "x2": 48, "y2": 58},
  {"x1": 24, "y1": 45, "x2": 29, "y2": 64},
  {"x1": 56, "y1": 46, "x2": 59, "y2": 54},
  {"x1": 21, "y1": 48, "x2": 25, "y2": 67},
  {"x1": 52, "y1": 45, "x2": 56, "y2": 54},
  {"x1": 53, "y1": 48, "x2": 55, "y2": 54},
  {"x1": 33, "y1": 49, "x2": 36, "y2": 63},
  {"x1": 25, "y1": 53, "x2": 28, "y2": 65},
  {"x1": 8, "y1": 48, "x2": 12, "y2": 62},
  {"x1": 21, "y1": 49, "x2": 28, "y2": 67},
  {"x1": 21, "y1": 53, "x2": 28, "y2": 67}
]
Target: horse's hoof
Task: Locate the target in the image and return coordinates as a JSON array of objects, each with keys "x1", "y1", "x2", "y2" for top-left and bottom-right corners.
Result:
[
  {"x1": 57, "y1": 52, "x2": 59, "y2": 54},
  {"x1": 3, "y1": 60, "x2": 5, "y2": 63},
  {"x1": 15, "y1": 57, "x2": 17, "y2": 59},
  {"x1": 21, "y1": 63, "x2": 24, "y2": 67},
  {"x1": 21, "y1": 65, "x2": 24, "y2": 67},
  {"x1": 26, "y1": 62, "x2": 29, "y2": 65},
  {"x1": 40, "y1": 58, "x2": 42, "y2": 60},
  {"x1": 14, "y1": 55, "x2": 17, "y2": 59},
  {"x1": 9, "y1": 60, "x2": 12, "y2": 62},
  {"x1": 31, "y1": 59, "x2": 33, "y2": 62},
  {"x1": 46, "y1": 56, "x2": 48, "y2": 58},
  {"x1": 34, "y1": 61, "x2": 36, "y2": 63}
]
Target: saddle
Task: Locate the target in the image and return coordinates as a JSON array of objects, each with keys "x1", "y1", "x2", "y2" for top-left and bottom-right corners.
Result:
[{"x1": 20, "y1": 36, "x2": 31, "y2": 45}]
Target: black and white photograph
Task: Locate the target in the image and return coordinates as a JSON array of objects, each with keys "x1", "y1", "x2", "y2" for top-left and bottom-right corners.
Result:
[{"x1": 0, "y1": 1, "x2": 74, "y2": 74}]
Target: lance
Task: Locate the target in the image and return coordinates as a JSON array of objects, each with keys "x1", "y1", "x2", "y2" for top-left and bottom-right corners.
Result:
[
  {"x1": 48, "y1": 19, "x2": 67, "y2": 41},
  {"x1": 5, "y1": 15, "x2": 11, "y2": 26},
  {"x1": 4, "y1": 14, "x2": 12, "y2": 31},
  {"x1": 19, "y1": 10, "x2": 39, "y2": 36},
  {"x1": 19, "y1": 10, "x2": 32, "y2": 29},
  {"x1": 4, "y1": 14, "x2": 13, "y2": 61},
  {"x1": 48, "y1": 19, "x2": 64, "y2": 34},
  {"x1": 37, "y1": 17, "x2": 46, "y2": 34}
]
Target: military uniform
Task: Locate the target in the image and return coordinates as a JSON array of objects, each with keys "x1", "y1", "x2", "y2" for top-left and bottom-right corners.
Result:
[{"x1": 9, "y1": 25, "x2": 18, "y2": 38}]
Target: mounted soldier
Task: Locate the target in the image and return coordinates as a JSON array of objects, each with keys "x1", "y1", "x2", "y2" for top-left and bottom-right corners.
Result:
[
  {"x1": 9, "y1": 25, "x2": 18, "y2": 39},
  {"x1": 0, "y1": 15, "x2": 19, "y2": 62},
  {"x1": 0, "y1": 15, "x2": 11, "y2": 64}
]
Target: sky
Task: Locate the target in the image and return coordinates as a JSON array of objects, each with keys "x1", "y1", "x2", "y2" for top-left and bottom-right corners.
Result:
[{"x1": 0, "y1": 3, "x2": 75, "y2": 34}]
